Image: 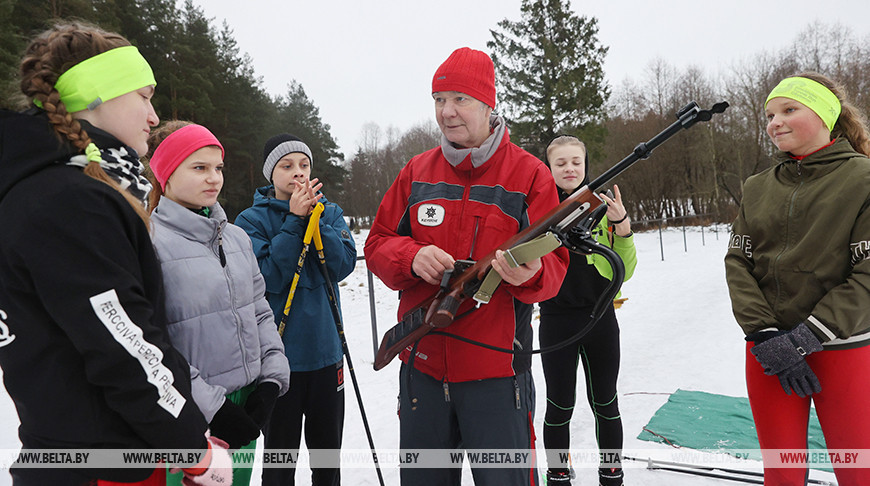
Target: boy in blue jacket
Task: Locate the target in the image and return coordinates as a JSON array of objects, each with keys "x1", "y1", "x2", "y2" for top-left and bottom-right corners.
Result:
[{"x1": 236, "y1": 134, "x2": 356, "y2": 486}]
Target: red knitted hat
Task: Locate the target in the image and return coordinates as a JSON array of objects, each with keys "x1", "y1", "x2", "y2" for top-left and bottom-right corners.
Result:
[{"x1": 432, "y1": 47, "x2": 496, "y2": 108}]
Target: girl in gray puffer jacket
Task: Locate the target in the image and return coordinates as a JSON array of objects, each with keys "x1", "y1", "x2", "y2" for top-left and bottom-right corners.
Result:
[{"x1": 147, "y1": 122, "x2": 291, "y2": 486}]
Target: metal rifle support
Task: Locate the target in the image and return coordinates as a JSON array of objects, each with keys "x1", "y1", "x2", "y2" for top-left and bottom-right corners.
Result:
[
  {"x1": 585, "y1": 101, "x2": 729, "y2": 194},
  {"x1": 555, "y1": 203, "x2": 625, "y2": 320}
]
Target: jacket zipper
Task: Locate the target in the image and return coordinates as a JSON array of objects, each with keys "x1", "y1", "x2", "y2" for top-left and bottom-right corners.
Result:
[
  {"x1": 445, "y1": 169, "x2": 475, "y2": 380},
  {"x1": 773, "y1": 166, "x2": 803, "y2": 309},
  {"x1": 217, "y1": 225, "x2": 227, "y2": 267},
  {"x1": 468, "y1": 216, "x2": 481, "y2": 259},
  {"x1": 216, "y1": 222, "x2": 252, "y2": 381}
]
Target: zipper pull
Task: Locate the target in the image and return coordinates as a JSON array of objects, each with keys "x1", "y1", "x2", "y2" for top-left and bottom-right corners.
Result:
[
  {"x1": 217, "y1": 226, "x2": 227, "y2": 267},
  {"x1": 442, "y1": 380, "x2": 451, "y2": 402},
  {"x1": 797, "y1": 160, "x2": 802, "y2": 176},
  {"x1": 513, "y1": 377, "x2": 521, "y2": 409}
]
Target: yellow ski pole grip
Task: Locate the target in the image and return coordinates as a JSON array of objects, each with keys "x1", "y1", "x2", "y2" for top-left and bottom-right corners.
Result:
[
  {"x1": 278, "y1": 202, "x2": 326, "y2": 336},
  {"x1": 303, "y1": 202, "x2": 325, "y2": 244}
]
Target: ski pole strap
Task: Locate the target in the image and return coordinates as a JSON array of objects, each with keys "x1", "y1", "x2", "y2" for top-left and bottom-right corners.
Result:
[
  {"x1": 473, "y1": 231, "x2": 563, "y2": 304},
  {"x1": 312, "y1": 214, "x2": 324, "y2": 252}
]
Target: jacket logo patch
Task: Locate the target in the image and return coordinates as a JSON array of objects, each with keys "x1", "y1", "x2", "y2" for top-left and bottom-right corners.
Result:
[
  {"x1": 0, "y1": 309, "x2": 16, "y2": 348},
  {"x1": 418, "y1": 204, "x2": 445, "y2": 227},
  {"x1": 851, "y1": 241, "x2": 870, "y2": 266},
  {"x1": 729, "y1": 233, "x2": 752, "y2": 258}
]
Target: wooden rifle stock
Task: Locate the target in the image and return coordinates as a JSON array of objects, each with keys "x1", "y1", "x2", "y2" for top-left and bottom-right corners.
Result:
[{"x1": 372, "y1": 100, "x2": 730, "y2": 371}]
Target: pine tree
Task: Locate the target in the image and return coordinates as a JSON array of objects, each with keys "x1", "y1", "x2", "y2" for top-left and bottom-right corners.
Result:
[
  {"x1": 488, "y1": 0, "x2": 609, "y2": 159},
  {"x1": 0, "y1": 0, "x2": 22, "y2": 107},
  {"x1": 266, "y1": 81, "x2": 347, "y2": 205}
]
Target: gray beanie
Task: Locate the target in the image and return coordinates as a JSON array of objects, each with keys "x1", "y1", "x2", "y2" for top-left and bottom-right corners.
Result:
[{"x1": 262, "y1": 133, "x2": 313, "y2": 182}]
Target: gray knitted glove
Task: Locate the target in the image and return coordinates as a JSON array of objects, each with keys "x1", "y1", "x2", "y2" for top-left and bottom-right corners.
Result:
[
  {"x1": 748, "y1": 322, "x2": 823, "y2": 397},
  {"x1": 775, "y1": 359, "x2": 821, "y2": 397}
]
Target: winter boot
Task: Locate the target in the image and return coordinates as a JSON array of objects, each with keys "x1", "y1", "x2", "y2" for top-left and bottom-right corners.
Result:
[
  {"x1": 546, "y1": 469, "x2": 573, "y2": 485},
  {"x1": 599, "y1": 467, "x2": 624, "y2": 486}
]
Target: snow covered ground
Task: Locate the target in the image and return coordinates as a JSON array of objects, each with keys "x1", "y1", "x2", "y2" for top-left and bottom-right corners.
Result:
[{"x1": 0, "y1": 226, "x2": 840, "y2": 485}]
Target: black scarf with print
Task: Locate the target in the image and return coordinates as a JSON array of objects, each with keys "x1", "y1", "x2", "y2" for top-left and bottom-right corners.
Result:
[{"x1": 65, "y1": 120, "x2": 152, "y2": 205}]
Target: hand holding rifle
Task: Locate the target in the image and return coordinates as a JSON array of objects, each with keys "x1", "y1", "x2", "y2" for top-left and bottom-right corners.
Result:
[
  {"x1": 412, "y1": 245, "x2": 455, "y2": 285},
  {"x1": 492, "y1": 251, "x2": 542, "y2": 286}
]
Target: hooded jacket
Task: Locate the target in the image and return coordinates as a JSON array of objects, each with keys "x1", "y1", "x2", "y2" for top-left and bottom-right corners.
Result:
[
  {"x1": 0, "y1": 109, "x2": 207, "y2": 482},
  {"x1": 151, "y1": 196, "x2": 290, "y2": 421},
  {"x1": 364, "y1": 116, "x2": 569, "y2": 382},
  {"x1": 235, "y1": 189, "x2": 356, "y2": 372},
  {"x1": 725, "y1": 138, "x2": 870, "y2": 349}
]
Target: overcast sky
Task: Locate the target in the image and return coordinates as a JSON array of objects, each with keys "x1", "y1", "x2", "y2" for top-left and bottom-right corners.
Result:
[{"x1": 191, "y1": 0, "x2": 870, "y2": 158}]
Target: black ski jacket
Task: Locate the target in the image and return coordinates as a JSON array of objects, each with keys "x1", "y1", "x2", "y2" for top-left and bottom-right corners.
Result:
[{"x1": 0, "y1": 109, "x2": 208, "y2": 483}]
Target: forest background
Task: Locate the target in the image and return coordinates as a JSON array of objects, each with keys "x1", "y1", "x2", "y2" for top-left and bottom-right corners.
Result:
[{"x1": 1, "y1": 0, "x2": 868, "y2": 224}]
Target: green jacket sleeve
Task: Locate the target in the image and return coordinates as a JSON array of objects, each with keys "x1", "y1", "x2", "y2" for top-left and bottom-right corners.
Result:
[
  {"x1": 724, "y1": 202, "x2": 780, "y2": 335},
  {"x1": 806, "y1": 200, "x2": 870, "y2": 341},
  {"x1": 590, "y1": 218, "x2": 638, "y2": 284}
]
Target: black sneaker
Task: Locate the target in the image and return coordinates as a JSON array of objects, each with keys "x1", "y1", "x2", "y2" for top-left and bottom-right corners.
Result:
[
  {"x1": 599, "y1": 467, "x2": 624, "y2": 486},
  {"x1": 546, "y1": 469, "x2": 573, "y2": 485}
]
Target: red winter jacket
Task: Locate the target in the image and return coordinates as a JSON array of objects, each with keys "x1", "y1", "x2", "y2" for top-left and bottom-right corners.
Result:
[{"x1": 365, "y1": 122, "x2": 568, "y2": 382}]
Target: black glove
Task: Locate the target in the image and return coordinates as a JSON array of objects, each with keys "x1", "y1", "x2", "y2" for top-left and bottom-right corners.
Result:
[
  {"x1": 244, "y1": 381, "x2": 280, "y2": 431},
  {"x1": 209, "y1": 398, "x2": 261, "y2": 450},
  {"x1": 747, "y1": 322, "x2": 823, "y2": 397}
]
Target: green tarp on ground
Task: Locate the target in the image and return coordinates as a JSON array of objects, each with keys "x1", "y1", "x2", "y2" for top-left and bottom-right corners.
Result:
[{"x1": 637, "y1": 389, "x2": 830, "y2": 471}]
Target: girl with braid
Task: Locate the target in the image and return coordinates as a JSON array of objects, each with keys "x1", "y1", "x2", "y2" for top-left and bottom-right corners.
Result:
[
  {"x1": 726, "y1": 72, "x2": 870, "y2": 485},
  {"x1": 0, "y1": 22, "x2": 231, "y2": 486},
  {"x1": 539, "y1": 136, "x2": 637, "y2": 486}
]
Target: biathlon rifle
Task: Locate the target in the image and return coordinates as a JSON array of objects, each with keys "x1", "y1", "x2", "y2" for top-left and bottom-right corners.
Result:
[{"x1": 372, "y1": 100, "x2": 729, "y2": 371}]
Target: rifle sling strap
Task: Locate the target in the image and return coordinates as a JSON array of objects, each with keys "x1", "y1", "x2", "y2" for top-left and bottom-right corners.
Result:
[{"x1": 473, "y1": 231, "x2": 563, "y2": 304}]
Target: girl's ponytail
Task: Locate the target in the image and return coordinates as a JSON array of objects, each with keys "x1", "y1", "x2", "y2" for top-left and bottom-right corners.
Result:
[{"x1": 798, "y1": 72, "x2": 870, "y2": 157}]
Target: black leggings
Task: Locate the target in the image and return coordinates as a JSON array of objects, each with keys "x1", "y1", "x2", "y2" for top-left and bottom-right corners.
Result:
[
  {"x1": 539, "y1": 307, "x2": 622, "y2": 472},
  {"x1": 261, "y1": 361, "x2": 345, "y2": 486}
]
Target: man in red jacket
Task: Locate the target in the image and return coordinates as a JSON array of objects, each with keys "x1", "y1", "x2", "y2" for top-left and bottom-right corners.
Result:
[{"x1": 365, "y1": 47, "x2": 569, "y2": 486}]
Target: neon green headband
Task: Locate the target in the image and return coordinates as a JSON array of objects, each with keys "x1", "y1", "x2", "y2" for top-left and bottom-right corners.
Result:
[
  {"x1": 42, "y1": 46, "x2": 156, "y2": 112},
  {"x1": 765, "y1": 76, "x2": 841, "y2": 132}
]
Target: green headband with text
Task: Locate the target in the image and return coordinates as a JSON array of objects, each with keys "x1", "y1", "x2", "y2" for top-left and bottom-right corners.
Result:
[{"x1": 765, "y1": 76, "x2": 841, "y2": 132}]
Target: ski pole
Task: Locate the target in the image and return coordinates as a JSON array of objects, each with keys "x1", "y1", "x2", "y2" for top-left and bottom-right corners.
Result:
[
  {"x1": 311, "y1": 221, "x2": 386, "y2": 486},
  {"x1": 624, "y1": 456, "x2": 835, "y2": 485},
  {"x1": 277, "y1": 203, "x2": 324, "y2": 336}
]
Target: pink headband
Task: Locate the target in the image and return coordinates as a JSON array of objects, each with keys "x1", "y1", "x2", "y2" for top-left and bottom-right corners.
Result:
[{"x1": 149, "y1": 124, "x2": 224, "y2": 190}]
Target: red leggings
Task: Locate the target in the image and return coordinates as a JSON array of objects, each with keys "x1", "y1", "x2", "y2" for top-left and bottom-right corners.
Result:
[
  {"x1": 97, "y1": 466, "x2": 166, "y2": 485},
  {"x1": 746, "y1": 343, "x2": 870, "y2": 485}
]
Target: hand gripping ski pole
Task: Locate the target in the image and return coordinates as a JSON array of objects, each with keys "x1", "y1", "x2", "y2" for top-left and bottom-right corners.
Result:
[
  {"x1": 311, "y1": 216, "x2": 386, "y2": 486},
  {"x1": 277, "y1": 203, "x2": 324, "y2": 337}
]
